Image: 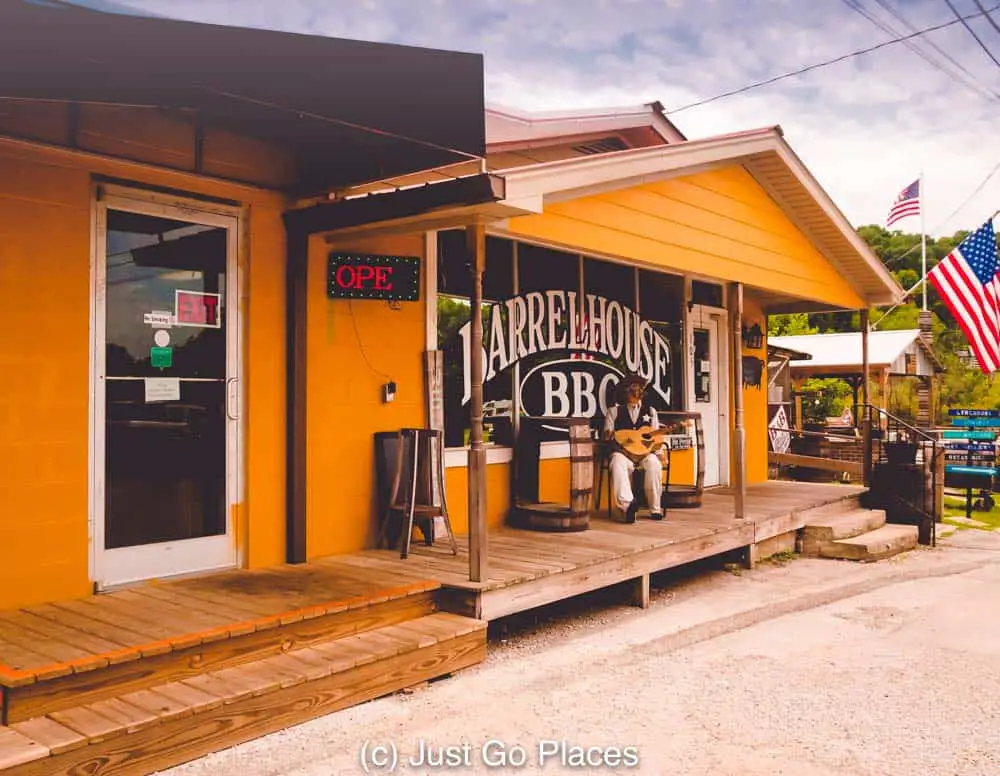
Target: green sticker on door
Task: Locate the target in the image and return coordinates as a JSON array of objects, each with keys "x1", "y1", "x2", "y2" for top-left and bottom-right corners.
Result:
[{"x1": 150, "y1": 346, "x2": 173, "y2": 369}]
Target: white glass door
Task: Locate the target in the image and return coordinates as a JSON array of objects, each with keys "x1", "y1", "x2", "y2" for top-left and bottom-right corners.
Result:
[
  {"x1": 690, "y1": 306, "x2": 728, "y2": 487},
  {"x1": 92, "y1": 191, "x2": 241, "y2": 589}
]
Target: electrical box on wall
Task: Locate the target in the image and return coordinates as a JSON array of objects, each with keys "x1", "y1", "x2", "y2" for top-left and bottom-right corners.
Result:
[{"x1": 383, "y1": 381, "x2": 397, "y2": 403}]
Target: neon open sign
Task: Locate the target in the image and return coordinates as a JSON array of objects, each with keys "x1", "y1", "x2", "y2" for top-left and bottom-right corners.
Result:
[{"x1": 326, "y1": 253, "x2": 421, "y2": 302}]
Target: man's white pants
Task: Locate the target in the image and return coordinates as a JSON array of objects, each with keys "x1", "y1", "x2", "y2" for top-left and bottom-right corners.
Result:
[{"x1": 608, "y1": 451, "x2": 662, "y2": 514}]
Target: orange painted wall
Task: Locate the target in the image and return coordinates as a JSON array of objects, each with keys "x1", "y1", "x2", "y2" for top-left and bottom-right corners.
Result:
[
  {"x1": 0, "y1": 138, "x2": 287, "y2": 610},
  {"x1": 741, "y1": 294, "x2": 769, "y2": 484},
  {"x1": 305, "y1": 233, "x2": 430, "y2": 557},
  {"x1": 505, "y1": 165, "x2": 865, "y2": 310},
  {"x1": 444, "y1": 462, "x2": 511, "y2": 533}
]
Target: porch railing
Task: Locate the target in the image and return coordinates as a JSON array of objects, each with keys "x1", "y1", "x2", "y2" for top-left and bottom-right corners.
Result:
[
  {"x1": 768, "y1": 426, "x2": 865, "y2": 480},
  {"x1": 862, "y1": 404, "x2": 941, "y2": 547}
]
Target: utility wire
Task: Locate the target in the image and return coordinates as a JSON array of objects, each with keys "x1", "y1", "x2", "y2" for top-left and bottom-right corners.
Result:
[
  {"x1": 665, "y1": 3, "x2": 1000, "y2": 114},
  {"x1": 875, "y1": 0, "x2": 996, "y2": 83},
  {"x1": 944, "y1": 0, "x2": 1000, "y2": 69},
  {"x1": 972, "y1": 0, "x2": 1000, "y2": 39},
  {"x1": 856, "y1": 0, "x2": 1000, "y2": 102}
]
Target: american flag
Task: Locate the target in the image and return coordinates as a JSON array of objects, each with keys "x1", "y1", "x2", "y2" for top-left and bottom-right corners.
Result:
[
  {"x1": 926, "y1": 219, "x2": 1000, "y2": 374},
  {"x1": 886, "y1": 179, "x2": 920, "y2": 227}
]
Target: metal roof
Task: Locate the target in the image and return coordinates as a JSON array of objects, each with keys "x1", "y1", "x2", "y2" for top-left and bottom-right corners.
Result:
[
  {"x1": 768, "y1": 329, "x2": 943, "y2": 372},
  {"x1": 1, "y1": 0, "x2": 487, "y2": 196},
  {"x1": 485, "y1": 102, "x2": 686, "y2": 147}
]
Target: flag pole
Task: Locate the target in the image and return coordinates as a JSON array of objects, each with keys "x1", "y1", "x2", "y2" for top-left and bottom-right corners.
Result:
[{"x1": 921, "y1": 170, "x2": 928, "y2": 311}]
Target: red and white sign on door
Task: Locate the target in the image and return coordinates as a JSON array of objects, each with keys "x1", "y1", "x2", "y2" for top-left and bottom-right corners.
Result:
[{"x1": 175, "y1": 290, "x2": 222, "y2": 328}]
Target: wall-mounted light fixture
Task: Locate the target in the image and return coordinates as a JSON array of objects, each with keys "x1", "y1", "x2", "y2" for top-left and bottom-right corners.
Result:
[{"x1": 741, "y1": 321, "x2": 764, "y2": 350}]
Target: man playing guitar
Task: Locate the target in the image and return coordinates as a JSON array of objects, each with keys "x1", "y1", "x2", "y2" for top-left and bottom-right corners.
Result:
[{"x1": 602, "y1": 373, "x2": 671, "y2": 523}]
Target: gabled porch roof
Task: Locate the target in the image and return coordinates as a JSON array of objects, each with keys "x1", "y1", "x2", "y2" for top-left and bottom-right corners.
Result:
[{"x1": 493, "y1": 127, "x2": 903, "y2": 311}]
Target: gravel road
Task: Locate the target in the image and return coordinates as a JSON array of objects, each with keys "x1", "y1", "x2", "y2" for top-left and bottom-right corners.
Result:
[{"x1": 164, "y1": 528, "x2": 1000, "y2": 776}]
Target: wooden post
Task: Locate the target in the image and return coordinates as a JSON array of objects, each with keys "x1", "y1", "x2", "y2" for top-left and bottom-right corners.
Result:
[
  {"x1": 466, "y1": 222, "x2": 487, "y2": 583},
  {"x1": 285, "y1": 228, "x2": 308, "y2": 564},
  {"x1": 631, "y1": 574, "x2": 650, "y2": 609},
  {"x1": 728, "y1": 283, "x2": 746, "y2": 520},
  {"x1": 861, "y1": 309, "x2": 872, "y2": 487}
]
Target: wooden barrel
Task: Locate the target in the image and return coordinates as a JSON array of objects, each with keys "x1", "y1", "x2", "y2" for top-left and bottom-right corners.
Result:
[
  {"x1": 660, "y1": 411, "x2": 705, "y2": 508},
  {"x1": 517, "y1": 502, "x2": 590, "y2": 532},
  {"x1": 569, "y1": 421, "x2": 594, "y2": 519},
  {"x1": 511, "y1": 417, "x2": 593, "y2": 531},
  {"x1": 663, "y1": 485, "x2": 702, "y2": 508}
]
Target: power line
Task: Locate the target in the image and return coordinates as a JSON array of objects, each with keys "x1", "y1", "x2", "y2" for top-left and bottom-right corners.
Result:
[
  {"x1": 665, "y1": 3, "x2": 1000, "y2": 114},
  {"x1": 865, "y1": 0, "x2": 1000, "y2": 102},
  {"x1": 841, "y1": 0, "x2": 997, "y2": 102},
  {"x1": 972, "y1": 0, "x2": 1000, "y2": 39},
  {"x1": 944, "y1": 0, "x2": 1000, "y2": 70}
]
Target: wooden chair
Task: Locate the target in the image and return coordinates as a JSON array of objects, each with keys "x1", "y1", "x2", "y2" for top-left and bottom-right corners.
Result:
[{"x1": 375, "y1": 428, "x2": 457, "y2": 559}]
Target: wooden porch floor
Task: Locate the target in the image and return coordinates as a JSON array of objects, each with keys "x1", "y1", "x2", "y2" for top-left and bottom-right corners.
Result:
[
  {"x1": 0, "y1": 480, "x2": 863, "y2": 774},
  {"x1": 354, "y1": 480, "x2": 867, "y2": 620},
  {"x1": 0, "y1": 479, "x2": 861, "y2": 689},
  {"x1": 0, "y1": 561, "x2": 441, "y2": 688}
]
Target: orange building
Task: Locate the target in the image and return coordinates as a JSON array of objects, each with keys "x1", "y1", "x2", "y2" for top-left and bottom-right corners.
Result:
[
  {"x1": 0, "y1": 3, "x2": 905, "y2": 613},
  {"x1": 0, "y1": 0, "x2": 493, "y2": 610}
]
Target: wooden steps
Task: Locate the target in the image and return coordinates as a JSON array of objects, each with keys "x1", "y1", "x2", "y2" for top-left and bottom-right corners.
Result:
[
  {"x1": 801, "y1": 507, "x2": 919, "y2": 561},
  {"x1": 0, "y1": 613, "x2": 486, "y2": 776},
  {"x1": 0, "y1": 584, "x2": 438, "y2": 725},
  {"x1": 813, "y1": 524, "x2": 919, "y2": 562}
]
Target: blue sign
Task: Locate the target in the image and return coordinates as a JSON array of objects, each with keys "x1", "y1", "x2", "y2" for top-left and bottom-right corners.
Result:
[
  {"x1": 945, "y1": 442, "x2": 996, "y2": 452},
  {"x1": 949, "y1": 408, "x2": 1000, "y2": 417},
  {"x1": 945, "y1": 464, "x2": 997, "y2": 476},
  {"x1": 950, "y1": 417, "x2": 1000, "y2": 427},
  {"x1": 942, "y1": 430, "x2": 996, "y2": 440}
]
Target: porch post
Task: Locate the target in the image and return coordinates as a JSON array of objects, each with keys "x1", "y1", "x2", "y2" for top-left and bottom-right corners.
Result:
[
  {"x1": 861, "y1": 309, "x2": 872, "y2": 487},
  {"x1": 285, "y1": 227, "x2": 308, "y2": 564},
  {"x1": 466, "y1": 222, "x2": 487, "y2": 583},
  {"x1": 728, "y1": 283, "x2": 746, "y2": 519}
]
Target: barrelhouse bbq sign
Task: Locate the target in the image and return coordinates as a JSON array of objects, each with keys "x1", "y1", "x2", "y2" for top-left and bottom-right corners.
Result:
[{"x1": 457, "y1": 291, "x2": 673, "y2": 418}]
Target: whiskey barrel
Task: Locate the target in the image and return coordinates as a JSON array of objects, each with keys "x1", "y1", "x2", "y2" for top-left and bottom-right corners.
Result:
[
  {"x1": 660, "y1": 410, "x2": 705, "y2": 509},
  {"x1": 663, "y1": 485, "x2": 702, "y2": 508},
  {"x1": 511, "y1": 417, "x2": 593, "y2": 531},
  {"x1": 518, "y1": 502, "x2": 590, "y2": 532}
]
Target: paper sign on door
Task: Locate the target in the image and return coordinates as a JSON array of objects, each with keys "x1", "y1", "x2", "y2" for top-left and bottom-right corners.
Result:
[{"x1": 145, "y1": 377, "x2": 181, "y2": 403}]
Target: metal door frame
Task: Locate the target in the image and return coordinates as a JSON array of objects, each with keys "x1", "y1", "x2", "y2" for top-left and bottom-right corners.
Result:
[{"x1": 89, "y1": 183, "x2": 244, "y2": 590}]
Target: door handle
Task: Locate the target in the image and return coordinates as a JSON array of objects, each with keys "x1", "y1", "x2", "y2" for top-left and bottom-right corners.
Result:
[{"x1": 227, "y1": 378, "x2": 240, "y2": 421}]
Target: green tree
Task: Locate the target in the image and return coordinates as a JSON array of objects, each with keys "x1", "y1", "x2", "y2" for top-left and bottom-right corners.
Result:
[
  {"x1": 853, "y1": 224, "x2": 997, "y2": 422},
  {"x1": 767, "y1": 313, "x2": 817, "y2": 336}
]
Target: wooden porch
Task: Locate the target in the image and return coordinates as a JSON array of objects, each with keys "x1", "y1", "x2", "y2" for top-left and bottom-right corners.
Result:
[
  {"x1": 0, "y1": 479, "x2": 862, "y2": 774},
  {"x1": 364, "y1": 479, "x2": 866, "y2": 619}
]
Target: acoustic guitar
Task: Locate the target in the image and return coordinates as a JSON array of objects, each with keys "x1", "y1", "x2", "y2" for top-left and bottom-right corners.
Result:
[{"x1": 611, "y1": 425, "x2": 673, "y2": 463}]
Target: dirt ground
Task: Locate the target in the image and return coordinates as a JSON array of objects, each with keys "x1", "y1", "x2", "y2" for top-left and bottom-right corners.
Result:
[{"x1": 163, "y1": 527, "x2": 1000, "y2": 776}]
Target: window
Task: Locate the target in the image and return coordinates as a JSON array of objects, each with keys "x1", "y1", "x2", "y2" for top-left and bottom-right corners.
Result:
[
  {"x1": 434, "y1": 232, "x2": 687, "y2": 446},
  {"x1": 691, "y1": 280, "x2": 724, "y2": 308},
  {"x1": 437, "y1": 231, "x2": 514, "y2": 449},
  {"x1": 639, "y1": 269, "x2": 685, "y2": 413}
]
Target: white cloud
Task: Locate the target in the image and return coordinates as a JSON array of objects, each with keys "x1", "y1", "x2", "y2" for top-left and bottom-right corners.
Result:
[{"x1": 118, "y1": 0, "x2": 1000, "y2": 236}]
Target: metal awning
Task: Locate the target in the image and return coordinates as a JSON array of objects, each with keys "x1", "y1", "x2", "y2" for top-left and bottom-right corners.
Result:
[{"x1": 0, "y1": 0, "x2": 487, "y2": 197}]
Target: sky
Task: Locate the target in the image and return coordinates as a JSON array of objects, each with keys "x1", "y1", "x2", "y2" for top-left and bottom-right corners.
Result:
[{"x1": 113, "y1": 0, "x2": 1000, "y2": 237}]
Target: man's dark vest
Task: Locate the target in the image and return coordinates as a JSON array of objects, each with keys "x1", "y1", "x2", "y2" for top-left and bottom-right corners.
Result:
[{"x1": 613, "y1": 401, "x2": 654, "y2": 431}]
